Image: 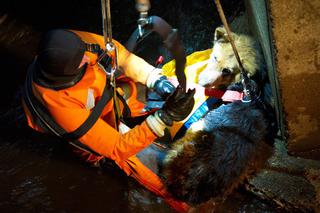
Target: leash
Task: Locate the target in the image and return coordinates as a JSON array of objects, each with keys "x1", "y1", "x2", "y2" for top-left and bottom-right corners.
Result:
[{"x1": 214, "y1": 0, "x2": 253, "y2": 102}]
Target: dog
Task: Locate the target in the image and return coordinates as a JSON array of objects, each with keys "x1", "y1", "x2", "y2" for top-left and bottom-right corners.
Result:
[
  {"x1": 161, "y1": 99, "x2": 272, "y2": 206},
  {"x1": 198, "y1": 26, "x2": 264, "y2": 88},
  {"x1": 156, "y1": 26, "x2": 274, "y2": 207},
  {"x1": 136, "y1": 26, "x2": 274, "y2": 209}
]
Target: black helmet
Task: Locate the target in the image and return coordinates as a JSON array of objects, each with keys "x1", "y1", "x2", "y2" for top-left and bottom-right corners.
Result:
[{"x1": 35, "y1": 29, "x2": 86, "y2": 84}]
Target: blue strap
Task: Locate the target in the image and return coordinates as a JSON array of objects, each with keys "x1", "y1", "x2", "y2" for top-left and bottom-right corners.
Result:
[{"x1": 173, "y1": 97, "x2": 221, "y2": 141}]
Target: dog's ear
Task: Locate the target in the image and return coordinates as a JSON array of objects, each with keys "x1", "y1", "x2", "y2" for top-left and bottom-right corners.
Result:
[{"x1": 214, "y1": 27, "x2": 229, "y2": 43}]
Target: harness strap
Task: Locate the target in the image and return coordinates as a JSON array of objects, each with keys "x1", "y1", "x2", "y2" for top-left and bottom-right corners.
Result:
[
  {"x1": 23, "y1": 64, "x2": 112, "y2": 155},
  {"x1": 86, "y1": 43, "x2": 110, "y2": 68},
  {"x1": 86, "y1": 42, "x2": 124, "y2": 80},
  {"x1": 85, "y1": 43, "x2": 103, "y2": 54},
  {"x1": 62, "y1": 79, "x2": 112, "y2": 140},
  {"x1": 116, "y1": 91, "x2": 131, "y2": 120}
]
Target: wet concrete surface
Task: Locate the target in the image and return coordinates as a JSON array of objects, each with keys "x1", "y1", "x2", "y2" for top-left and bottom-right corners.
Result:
[
  {"x1": 248, "y1": 139, "x2": 320, "y2": 212},
  {"x1": 269, "y1": 0, "x2": 320, "y2": 158}
]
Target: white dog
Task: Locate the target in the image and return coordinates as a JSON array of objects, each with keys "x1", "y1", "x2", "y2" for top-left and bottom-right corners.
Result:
[{"x1": 198, "y1": 26, "x2": 263, "y2": 88}]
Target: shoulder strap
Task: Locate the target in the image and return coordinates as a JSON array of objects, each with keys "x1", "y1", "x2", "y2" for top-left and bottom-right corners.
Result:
[
  {"x1": 23, "y1": 64, "x2": 113, "y2": 155},
  {"x1": 85, "y1": 42, "x2": 124, "y2": 79},
  {"x1": 62, "y1": 80, "x2": 112, "y2": 140}
]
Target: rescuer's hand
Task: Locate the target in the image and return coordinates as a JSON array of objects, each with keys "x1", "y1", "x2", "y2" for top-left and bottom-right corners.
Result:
[
  {"x1": 157, "y1": 85, "x2": 195, "y2": 126},
  {"x1": 145, "y1": 85, "x2": 195, "y2": 137},
  {"x1": 153, "y1": 76, "x2": 175, "y2": 98},
  {"x1": 146, "y1": 69, "x2": 175, "y2": 99}
]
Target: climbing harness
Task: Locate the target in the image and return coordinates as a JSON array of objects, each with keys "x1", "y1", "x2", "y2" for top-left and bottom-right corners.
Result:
[
  {"x1": 126, "y1": 0, "x2": 187, "y2": 91},
  {"x1": 214, "y1": 0, "x2": 255, "y2": 103}
]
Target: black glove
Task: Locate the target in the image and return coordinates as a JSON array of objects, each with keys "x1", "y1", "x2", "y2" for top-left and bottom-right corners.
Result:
[
  {"x1": 153, "y1": 76, "x2": 176, "y2": 99},
  {"x1": 157, "y1": 86, "x2": 195, "y2": 126}
]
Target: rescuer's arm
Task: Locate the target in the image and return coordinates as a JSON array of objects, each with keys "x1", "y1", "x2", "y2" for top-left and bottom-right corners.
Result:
[
  {"x1": 114, "y1": 40, "x2": 175, "y2": 98},
  {"x1": 49, "y1": 106, "x2": 158, "y2": 161},
  {"x1": 115, "y1": 40, "x2": 155, "y2": 84},
  {"x1": 49, "y1": 86, "x2": 194, "y2": 162}
]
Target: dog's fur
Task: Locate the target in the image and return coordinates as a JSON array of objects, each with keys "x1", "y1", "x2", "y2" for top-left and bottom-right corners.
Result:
[
  {"x1": 161, "y1": 100, "x2": 272, "y2": 206},
  {"x1": 198, "y1": 26, "x2": 264, "y2": 88}
]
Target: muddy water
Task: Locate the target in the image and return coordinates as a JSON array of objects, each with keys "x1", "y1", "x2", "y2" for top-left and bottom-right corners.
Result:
[
  {"x1": 0, "y1": 128, "x2": 130, "y2": 212},
  {"x1": 0, "y1": 126, "x2": 281, "y2": 213},
  {"x1": 0, "y1": 0, "x2": 281, "y2": 212}
]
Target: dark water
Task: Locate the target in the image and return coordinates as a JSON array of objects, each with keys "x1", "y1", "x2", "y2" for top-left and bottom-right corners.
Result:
[
  {"x1": 0, "y1": 128, "x2": 129, "y2": 212},
  {"x1": 0, "y1": 0, "x2": 281, "y2": 212},
  {"x1": 0, "y1": 126, "x2": 281, "y2": 213}
]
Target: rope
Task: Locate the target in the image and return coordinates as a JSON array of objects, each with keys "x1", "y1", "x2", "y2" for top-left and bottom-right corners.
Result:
[
  {"x1": 100, "y1": 0, "x2": 122, "y2": 130},
  {"x1": 214, "y1": 0, "x2": 244, "y2": 72},
  {"x1": 100, "y1": 0, "x2": 113, "y2": 44},
  {"x1": 214, "y1": 0, "x2": 252, "y2": 102}
]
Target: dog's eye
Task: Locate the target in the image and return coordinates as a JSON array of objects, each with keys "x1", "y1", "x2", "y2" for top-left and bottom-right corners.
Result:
[
  {"x1": 222, "y1": 68, "x2": 232, "y2": 77},
  {"x1": 211, "y1": 56, "x2": 217, "y2": 62}
]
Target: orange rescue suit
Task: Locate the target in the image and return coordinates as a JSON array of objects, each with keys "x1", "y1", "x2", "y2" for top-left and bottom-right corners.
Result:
[{"x1": 22, "y1": 30, "x2": 189, "y2": 212}]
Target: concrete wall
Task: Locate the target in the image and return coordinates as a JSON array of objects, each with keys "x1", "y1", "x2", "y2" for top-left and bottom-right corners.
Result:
[{"x1": 269, "y1": 0, "x2": 320, "y2": 159}]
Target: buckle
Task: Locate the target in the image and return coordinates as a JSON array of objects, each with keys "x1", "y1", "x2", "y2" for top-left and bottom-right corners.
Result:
[{"x1": 85, "y1": 43, "x2": 102, "y2": 54}]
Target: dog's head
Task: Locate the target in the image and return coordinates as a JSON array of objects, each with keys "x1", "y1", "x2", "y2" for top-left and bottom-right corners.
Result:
[
  {"x1": 162, "y1": 101, "x2": 272, "y2": 205},
  {"x1": 198, "y1": 27, "x2": 263, "y2": 88}
]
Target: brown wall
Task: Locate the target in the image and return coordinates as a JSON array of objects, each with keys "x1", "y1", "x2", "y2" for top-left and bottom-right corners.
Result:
[{"x1": 270, "y1": 0, "x2": 320, "y2": 159}]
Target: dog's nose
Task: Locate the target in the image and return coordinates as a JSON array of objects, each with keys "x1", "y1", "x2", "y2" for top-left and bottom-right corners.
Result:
[
  {"x1": 198, "y1": 70, "x2": 222, "y2": 87},
  {"x1": 221, "y1": 68, "x2": 232, "y2": 77}
]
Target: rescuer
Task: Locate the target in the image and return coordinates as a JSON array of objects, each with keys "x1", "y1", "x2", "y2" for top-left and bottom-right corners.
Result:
[{"x1": 22, "y1": 29, "x2": 194, "y2": 212}]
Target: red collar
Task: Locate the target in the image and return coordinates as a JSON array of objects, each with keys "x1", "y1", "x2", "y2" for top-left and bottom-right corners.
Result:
[{"x1": 205, "y1": 88, "x2": 243, "y2": 102}]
